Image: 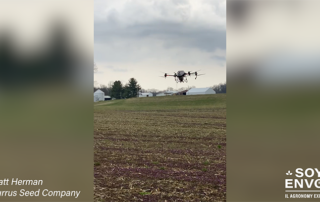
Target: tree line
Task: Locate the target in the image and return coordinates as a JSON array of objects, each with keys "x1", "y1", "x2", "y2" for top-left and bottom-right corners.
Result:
[
  {"x1": 212, "y1": 83, "x2": 226, "y2": 93},
  {"x1": 95, "y1": 82, "x2": 226, "y2": 99},
  {"x1": 94, "y1": 78, "x2": 141, "y2": 99},
  {"x1": 94, "y1": 63, "x2": 226, "y2": 98}
]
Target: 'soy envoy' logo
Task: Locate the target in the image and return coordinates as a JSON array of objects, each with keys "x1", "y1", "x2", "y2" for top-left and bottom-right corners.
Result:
[{"x1": 285, "y1": 168, "x2": 320, "y2": 199}]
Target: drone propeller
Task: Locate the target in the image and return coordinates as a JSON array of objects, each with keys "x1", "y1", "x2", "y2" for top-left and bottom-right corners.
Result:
[
  {"x1": 159, "y1": 73, "x2": 168, "y2": 78},
  {"x1": 195, "y1": 73, "x2": 205, "y2": 79},
  {"x1": 188, "y1": 70, "x2": 201, "y2": 76}
]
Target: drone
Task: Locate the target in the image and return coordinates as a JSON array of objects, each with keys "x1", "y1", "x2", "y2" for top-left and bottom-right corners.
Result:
[{"x1": 160, "y1": 70, "x2": 204, "y2": 83}]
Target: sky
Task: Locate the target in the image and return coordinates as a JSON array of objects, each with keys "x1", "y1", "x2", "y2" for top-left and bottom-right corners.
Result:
[{"x1": 94, "y1": 0, "x2": 226, "y2": 91}]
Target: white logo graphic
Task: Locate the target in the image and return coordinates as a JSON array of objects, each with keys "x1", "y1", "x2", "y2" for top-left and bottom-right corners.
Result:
[{"x1": 285, "y1": 168, "x2": 320, "y2": 199}]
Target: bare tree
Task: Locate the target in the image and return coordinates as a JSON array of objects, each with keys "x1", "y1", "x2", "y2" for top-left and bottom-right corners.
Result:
[
  {"x1": 108, "y1": 81, "x2": 114, "y2": 89},
  {"x1": 99, "y1": 84, "x2": 110, "y2": 95},
  {"x1": 212, "y1": 83, "x2": 227, "y2": 93},
  {"x1": 167, "y1": 87, "x2": 174, "y2": 91}
]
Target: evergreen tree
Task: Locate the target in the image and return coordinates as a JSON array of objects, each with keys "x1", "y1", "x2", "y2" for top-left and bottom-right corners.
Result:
[
  {"x1": 122, "y1": 84, "x2": 131, "y2": 98},
  {"x1": 111, "y1": 80, "x2": 123, "y2": 99},
  {"x1": 127, "y1": 78, "x2": 139, "y2": 97},
  {"x1": 109, "y1": 78, "x2": 142, "y2": 99}
]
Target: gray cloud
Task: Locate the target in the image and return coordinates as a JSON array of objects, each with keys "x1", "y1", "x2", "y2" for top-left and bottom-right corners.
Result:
[
  {"x1": 95, "y1": 20, "x2": 225, "y2": 51},
  {"x1": 106, "y1": 65, "x2": 128, "y2": 72},
  {"x1": 94, "y1": 0, "x2": 226, "y2": 89}
]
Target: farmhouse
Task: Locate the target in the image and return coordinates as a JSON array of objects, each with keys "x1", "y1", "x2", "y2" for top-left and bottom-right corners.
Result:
[
  {"x1": 139, "y1": 93, "x2": 153, "y2": 97},
  {"x1": 186, "y1": 88, "x2": 216, "y2": 95},
  {"x1": 94, "y1": 89, "x2": 105, "y2": 102}
]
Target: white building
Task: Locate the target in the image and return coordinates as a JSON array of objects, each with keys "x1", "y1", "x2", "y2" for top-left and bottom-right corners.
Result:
[
  {"x1": 186, "y1": 88, "x2": 216, "y2": 95},
  {"x1": 156, "y1": 91, "x2": 179, "y2": 96},
  {"x1": 139, "y1": 93, "x2": 153, "y2": 97},
  {"x1": 94, "y1": 89, "x2": 105, "y2": 102},
  {"x1": 165, "y1": 91, "x2": 178, "y2": 95},
  {"x1": 156, "y1": 93, "x2": 166, "y2": 96}
]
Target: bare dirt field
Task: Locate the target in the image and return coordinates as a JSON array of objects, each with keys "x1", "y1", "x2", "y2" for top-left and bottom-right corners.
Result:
[{"x1": 94, "y1": 94, "x2": 226, "y2": 201}]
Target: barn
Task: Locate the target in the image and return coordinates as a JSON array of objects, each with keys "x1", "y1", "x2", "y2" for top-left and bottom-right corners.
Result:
[
  {"x1": 156, "y1": 91, "x2": 178, "y2": 96},
  {"x1": 186, "y1": 88, "x2": 216, "y2": 95},
  {"x1": 139, "y1": 93, "x2": 153, "y2": 97},
  {"x1": 94, "y1": 89, "x2": 105, "y2": 102},
  {"x1": 156, "y1": 93, "x2": 166, "y2": 96}
]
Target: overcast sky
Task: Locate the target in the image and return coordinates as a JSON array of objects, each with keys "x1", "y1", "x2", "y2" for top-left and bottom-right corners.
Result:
[{"x1": 94, "y1": 0, "x2": 226, "y2": 90}]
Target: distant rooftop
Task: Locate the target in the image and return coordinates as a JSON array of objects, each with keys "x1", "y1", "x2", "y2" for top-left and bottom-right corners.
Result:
[
  {"x1": 94, "y1": 89, "x2": 104, "y2": 94},
  {"x1": 187, "y1": 88, "x2": 211, "y2": 92}
]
